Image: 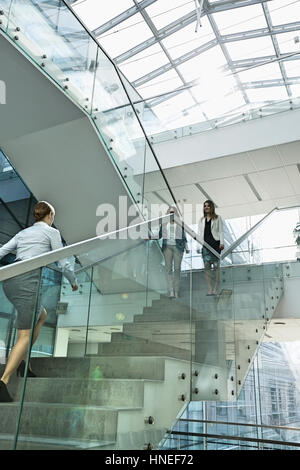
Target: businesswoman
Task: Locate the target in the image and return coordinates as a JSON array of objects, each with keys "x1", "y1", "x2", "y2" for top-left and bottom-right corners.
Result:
[
  {"x1": 159, "y1": 206, "x2": 189, "y2": 298},
  {"x1": 197, "y1": 200, "x2": 224, "y2": 295},
  {"x1": 0, "y1": 201, "x2": 78, "y2": 402}
]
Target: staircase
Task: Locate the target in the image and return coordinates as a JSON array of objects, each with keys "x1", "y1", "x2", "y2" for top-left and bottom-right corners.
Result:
[
  {"x1": 0, "y1": 355, "x2": 192, "y2": 450},
  {"x1": 0, "y1": 263, "x2": 284, "y2": 450}
]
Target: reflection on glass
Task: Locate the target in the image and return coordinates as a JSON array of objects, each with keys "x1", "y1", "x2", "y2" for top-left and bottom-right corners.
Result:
[{"x1": 0, "y1": 217, "x2": 193, "y2": 450}]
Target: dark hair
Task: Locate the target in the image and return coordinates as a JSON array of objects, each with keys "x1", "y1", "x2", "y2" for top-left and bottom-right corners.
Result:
[
  {"x1": 34, "y1": 201, "x2": 54, "y2": 222},
  {"x1": 203, "y1": 200, "x2": 217, "y2": 220},
  {"x1": 166, "y1": 206, "x2": 179, "y2": 217}
]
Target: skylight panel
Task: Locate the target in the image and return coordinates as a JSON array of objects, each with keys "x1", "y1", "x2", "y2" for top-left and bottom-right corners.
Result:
[
  {"x1": 145, "y1": 0, "x2": 195, "y2": 30},
  {"x1": 200, "y1": 91, "x2": 245, "y2": 119},
  {"x1": 152, "y1": 92, "x2": 205, "y2": 129},
  {"x1": 237, "y1": 62, "x2": 283, "y2": 83},
  {"x1": 212, "y1": 4, "x2": 267, "y2": 36},
  {"x1": 268, "y1": 0, "x2": 300, "y2": 26},
  {"x1": 136, "y1": 70, "x2": 183, "y2": 99},
  {"x1": 73, "y1": 0, "x2": 134, "y2": 31},
  {"x1": 119, "y1": 44, "x2": 169, "y2": 82},
  {"x1": 290, "y1": 84, "x2": 300, "y2": 96},
  {"x1": 177, "y1": 45, "x2": 227, "y2": 82},
  {"x1": 283, "y1": 59, "x2": 300, "y2": 77},
  {"x1": 191, "y1": 72, "x2": 237, "y2": 103},
  {"x1": 97, "y1": 13, "x2": 153, "y2": 58},
  {"x1": 226, "y1": 36, "x2": 276, "y2": 61},
  {"x1": 246, "y1": 86, "x2": 289, "y2": 103},
  {"x1": 275, "y1": 31, "x2": 300, "y2": 54},
  {"x1": 162, "y1": 16, "x2": 215, "y2": 60}
]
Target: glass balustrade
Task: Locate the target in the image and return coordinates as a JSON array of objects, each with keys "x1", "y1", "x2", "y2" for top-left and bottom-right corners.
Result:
[
  {"x1": 0, "y1": 212, "x2": 300, "y2": 449},
  {"x1": 0, "y1": 216, "x2": 194, "y2": 450},
  {"x1": 160, "y1": 337, "x2": 300, "y2": 451},
  {"x1": 224, "y1": 207, "x2": 300, "y2": 266},
  {"x1": 148, "y1": 96, "x2": 300, "y2": 145},
  {"x1": 0, "y1": 0, "x2": 177, "y2": 219}
]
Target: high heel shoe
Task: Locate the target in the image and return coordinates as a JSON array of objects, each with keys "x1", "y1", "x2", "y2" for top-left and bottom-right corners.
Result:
[
  {"x1": 17, "y1": 360, "x2": 37, "y2": 378},
  {"x1": 0, "y1": 380, "x2": 13, "y2": 402}
]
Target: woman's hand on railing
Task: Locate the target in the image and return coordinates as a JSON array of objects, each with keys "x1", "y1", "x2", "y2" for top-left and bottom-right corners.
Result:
[
  {"x1": 72, "y1": 281, "x2": 79, "y2": 292},
  {"x1": 219, "y1": 244, "x2": 224, "y2": 251}
]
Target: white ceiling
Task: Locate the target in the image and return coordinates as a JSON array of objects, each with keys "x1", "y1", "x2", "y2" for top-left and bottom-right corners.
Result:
[
  {"x1": 263, "y1": 319, "x2": 300, "y2": 342},
  {"x1": 144, "y1": 139, "x2": 300, "y2": 222}
]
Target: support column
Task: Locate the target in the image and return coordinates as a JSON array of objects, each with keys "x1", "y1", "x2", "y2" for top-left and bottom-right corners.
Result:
[{"x1": 54, "y1": 328, "x2": 69, "y2": 357}]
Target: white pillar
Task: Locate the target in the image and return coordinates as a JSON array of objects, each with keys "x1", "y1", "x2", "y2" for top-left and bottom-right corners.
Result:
[{"x1": 54, "y1": 328, "x2": 70, "y2": 357}]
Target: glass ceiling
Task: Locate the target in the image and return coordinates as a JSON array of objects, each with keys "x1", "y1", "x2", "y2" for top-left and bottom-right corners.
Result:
[{"x1": 70, "y1": 0, "x2": 300, "y2": 132}]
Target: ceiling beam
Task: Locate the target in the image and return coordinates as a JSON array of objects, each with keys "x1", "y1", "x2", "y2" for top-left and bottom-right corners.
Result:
[
  {"x1": 127, "y1": 22, "x2": 300, "y2": 89},
  {"x1": 114, "y1": 0, "x2": 273, "y2": 64},
  {"x1": 147, "y1": 80, "x2": 200, "y2": 107},
  {"x1": 262, "y1": 2, "x2": 291, "y2": 97},
  {"x1": 132, "y1": 39, "x2": 217, "y2": 88},
  {"x1": 243, "y1": 77, "x2": 300, "y2": 88},
  {"x1": 231, "y1": 53, "x2": 300, "y2": 69},
  {"x1": 205, "y1": 2, "x2": 249, "y2": 105},
  {"x1": 131, "y1": 0, "x2": 209, "y2": 119},
  {"x1": 91, "y1": 0, "x2": 157, "y2": 36},
  {"x1": 221, "y1": 21, "x2": 300, "y2": 43}
]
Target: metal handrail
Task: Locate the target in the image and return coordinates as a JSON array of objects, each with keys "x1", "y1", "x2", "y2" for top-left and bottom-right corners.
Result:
[
  {"x1": 0, "y1": 204, "x2": 298, "y2": 283},
  {"x1": 0, "y1": 1, "x2": 180, "y2": 217},
  {"x1": 0, "y1": 214, "x2": 170, "y2": 282},
  {"x1": 167, "y1": 429, "x2": 300, "y2": 448},
  {"x1": 0, "y1": 212, "x2": 219, "y2": 283},
  {"x1": 220, "y1": 207, "x2": 278, "y2": 260},
  {"x1": 58, "y1": 0, "x2": 180, "y2": 217},
  {"x1": 179, "y1": 417, "x2": 300, "y2": 433},
  {"x1": 179, "y1": 218, "x2": 221, "y2": 259},
  {"x1": 57, "y1": 214, "x2": 222, "y2": 273}
]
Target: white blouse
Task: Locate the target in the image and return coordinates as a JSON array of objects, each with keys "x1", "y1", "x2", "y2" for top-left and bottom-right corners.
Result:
[{"x1": 0, "y1": 221, "x2": 76, "y2": 285}]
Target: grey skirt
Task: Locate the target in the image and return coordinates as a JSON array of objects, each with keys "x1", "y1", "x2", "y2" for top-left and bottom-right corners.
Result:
[{"x1": 3, "y1": 269, "x2": 44, "y2": 330}]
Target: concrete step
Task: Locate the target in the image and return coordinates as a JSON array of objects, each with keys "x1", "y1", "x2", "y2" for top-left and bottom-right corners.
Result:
[
  {"x1": 30, "y1": 357, "x2": 166, "y2": 381},
  {"x1": 128, "y1": 318, "x2": 218, "y2": 329},
  {"x1": 97, "y1": 339, "x2": 191, "y2": 360},
  {"x1": 152, "y1": 298, "x2": 194, "y2": 308},
  {"x1": 0, "y1": 434, "x2": 115, "y2": 450},
  {"x1": 142, "y1": 306, "x2": 223, "y2": 316},
  {"x1": 142, "y1": 305, "x2": 261, "y2": 318},
  {"x1": 121, "y1": 323, "x2": 221, "y2": 350},
  {"x1": 0, "y1": 402, "x2": 127, "y2": 442},
  {"x1": 133, "y1": 313, "x2": 231, "y2": 322},
  {"x1": 149, "y1": 298, "x2": 262, "y2": 313},
  {"x1": 9, "y1": 378, "x2": 148, "y2": 408}
]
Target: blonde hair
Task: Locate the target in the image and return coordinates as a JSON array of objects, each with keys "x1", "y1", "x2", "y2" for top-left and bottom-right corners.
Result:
[{"x1": 33, "y1": 201, "x2": 55, "y2": 222}]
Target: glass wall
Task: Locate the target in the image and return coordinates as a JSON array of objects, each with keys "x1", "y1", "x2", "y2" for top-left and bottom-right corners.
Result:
[
  {"x1": 161, "y1": 341, "x2": 300, "y2": 450},
  {"x1": 183, "y1": 206, "x2": 300, "y2": 271},
  {"x1": 0, "y1": 0, "x2": 177, "y2": 219},
  {"x1": 0, "y1": 149, "x2": 60, "y2": 377}
]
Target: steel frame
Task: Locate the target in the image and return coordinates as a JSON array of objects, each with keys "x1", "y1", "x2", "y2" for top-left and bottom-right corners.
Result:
[{"x1": 71, "y1": 0, "x2": 300, "y2": 121}]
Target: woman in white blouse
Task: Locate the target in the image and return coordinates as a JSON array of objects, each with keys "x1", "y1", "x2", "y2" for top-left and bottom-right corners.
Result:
[
  {"x1": 159, "y1": 206, "x2": 189, "y2": 298},
  {"x1": 197, "y1": 200, "x2": 224, "y2": 295},
  {"x1": 0, "y1": 201, "x2": 78, "y2": 402}
]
